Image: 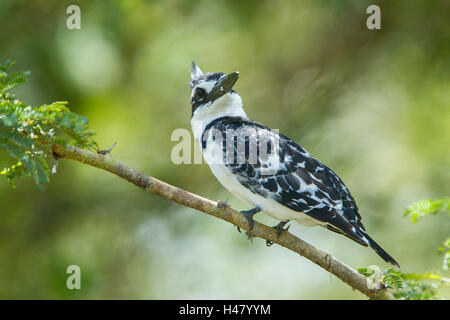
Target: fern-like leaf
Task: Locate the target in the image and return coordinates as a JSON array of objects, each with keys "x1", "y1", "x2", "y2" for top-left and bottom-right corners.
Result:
[{"x1": 0, "y1": 61, "x2": 97, "y2": 188}]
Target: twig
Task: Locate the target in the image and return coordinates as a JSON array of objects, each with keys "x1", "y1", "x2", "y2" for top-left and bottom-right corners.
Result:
[
  {"x1": 50, "y1": 143, "x2": 395, "y2": 300},
  {"x1": 98, "y1": 142, "x2": 117, "y2": 155}
]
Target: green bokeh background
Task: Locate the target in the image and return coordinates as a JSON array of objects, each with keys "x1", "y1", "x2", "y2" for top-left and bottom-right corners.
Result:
[{"x1": 0, "y1": 0, "x2": 448, "y2": 299}]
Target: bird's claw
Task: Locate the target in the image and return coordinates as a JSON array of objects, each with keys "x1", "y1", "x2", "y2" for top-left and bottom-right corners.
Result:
[
  {"x1": 245, "y1": 230, "x2": 254, "y2": 242},
  {"x1": 266, "y1": 221, "x2": 290, "y2": 247},
  {"x1": 237, "y1": 206, "x2": 261, "y2": 236},
  {"x1": 240, "y1": 209, "x2": 256, "y2": 231},
  {"x1": 275, "y1": 221, "x2": 290, "y2": 238},
  {"x1": 236, "y1": 214, "x2": 254, "y2": 234}
]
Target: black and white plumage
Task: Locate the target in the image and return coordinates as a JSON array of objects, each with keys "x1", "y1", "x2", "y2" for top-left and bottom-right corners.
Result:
[{"x1": 189, "y1": 62, "x2": 399, "y2": 267}]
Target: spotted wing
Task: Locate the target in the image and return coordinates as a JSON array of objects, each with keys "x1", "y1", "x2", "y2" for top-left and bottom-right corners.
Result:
[{"x1": 205, "y1": 116, "x2": 368, "y2": 246}]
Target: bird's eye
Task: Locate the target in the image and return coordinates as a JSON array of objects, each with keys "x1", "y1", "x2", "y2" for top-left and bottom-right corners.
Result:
[{"x1": 194, "y1": 87, "x2": 206, "y2": 100}]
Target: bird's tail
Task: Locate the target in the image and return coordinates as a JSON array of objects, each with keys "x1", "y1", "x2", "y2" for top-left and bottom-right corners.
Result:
[{"x1": 362, "y1": 231, "x2": 400, "y2": 268}]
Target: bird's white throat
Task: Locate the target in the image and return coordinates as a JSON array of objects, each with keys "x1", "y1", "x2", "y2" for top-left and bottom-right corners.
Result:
[{"x1": 190, "y1": 92, "x2": 248, "y2": 143}]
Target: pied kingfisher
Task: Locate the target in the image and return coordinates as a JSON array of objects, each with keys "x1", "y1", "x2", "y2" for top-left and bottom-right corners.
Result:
[{"x1": 189, "y1": 62, "x2": 399, "y2": 267}]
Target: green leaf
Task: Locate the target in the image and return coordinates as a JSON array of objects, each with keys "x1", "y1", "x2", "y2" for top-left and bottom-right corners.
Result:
[
  {"x1": 404, "y1": 198, "x2": 450, "y2": 223},
  {"x1": 382, "y1": 269, "x2": 403, "y2": 289},
  {"x1": 357, "y1": 267, "x2": 375, "y2": 277},
  {"x1": 0, "y1": 61, "x2": 97, "y2": 188}
]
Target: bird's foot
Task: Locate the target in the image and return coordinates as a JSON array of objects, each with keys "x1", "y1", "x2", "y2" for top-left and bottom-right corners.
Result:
[
  {"x1": 266, "y1": 220, "x2": 290, "y2": 247},
  {"x1": 237, "y1": 207, "x2": 261, "y2": 234},
  {"x1": 245, "y1": 229, "x2": 255, "y2": 242}
]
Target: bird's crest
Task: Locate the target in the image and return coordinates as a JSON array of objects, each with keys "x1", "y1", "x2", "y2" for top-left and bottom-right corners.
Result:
[{"x1": 189, "y1": 61, "x2": 204, "y2": 88}]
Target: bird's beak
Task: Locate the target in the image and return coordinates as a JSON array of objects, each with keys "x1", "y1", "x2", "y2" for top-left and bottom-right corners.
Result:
[{"x1": 207, "y1": 72, "x2": 239, "y2": 102}]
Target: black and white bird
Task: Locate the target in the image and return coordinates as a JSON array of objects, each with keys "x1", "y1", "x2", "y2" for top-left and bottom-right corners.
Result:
[{"x1": 189, "y1": 62, "x2": 399, "y2": 267}]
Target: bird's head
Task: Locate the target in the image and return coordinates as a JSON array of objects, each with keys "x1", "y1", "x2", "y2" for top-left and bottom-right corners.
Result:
[{"x1": 189, "y1": 62, "x2": 245, "y2": 122}]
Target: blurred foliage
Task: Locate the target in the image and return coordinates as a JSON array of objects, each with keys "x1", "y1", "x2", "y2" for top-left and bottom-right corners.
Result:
[
  {"x1": 359, "y1": 198, "x2": 450, "y2": 300},
  {"x1": 404, "y1": 198, "x2": 450, "y2": 223},
  {"x1": 0, "y1": 61, "x2": 95, "y2": 187},
  {"x1": 439, "y1": 238, "x2": 450, "y2": 272},
  {"x1": 0, "y1": 0, "x2": 448, "y2": 299}
]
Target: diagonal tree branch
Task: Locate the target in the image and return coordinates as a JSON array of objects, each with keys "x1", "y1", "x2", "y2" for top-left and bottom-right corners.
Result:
[{"x1": 51, "y1": 143, "x2": 395, "y2": 300}]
